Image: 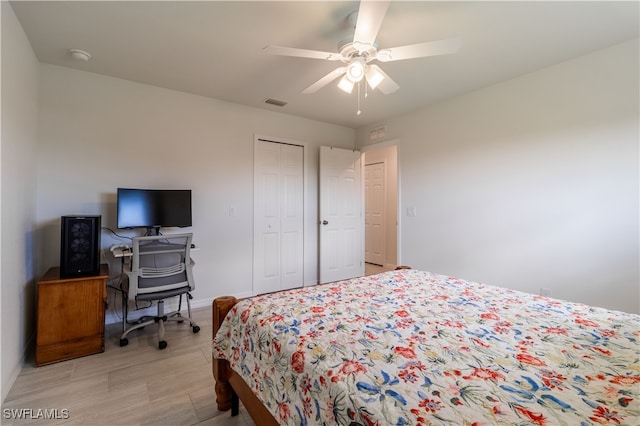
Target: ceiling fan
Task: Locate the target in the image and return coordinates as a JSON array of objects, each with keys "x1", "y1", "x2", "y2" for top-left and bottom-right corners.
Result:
[{"x1": 263, "y1": 0, "x2": 462, "y2": 97}]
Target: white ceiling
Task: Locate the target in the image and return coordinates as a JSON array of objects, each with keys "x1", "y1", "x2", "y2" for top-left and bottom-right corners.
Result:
[{"x1": 10, "y1": 1, "x2": 639, "y2": 129}]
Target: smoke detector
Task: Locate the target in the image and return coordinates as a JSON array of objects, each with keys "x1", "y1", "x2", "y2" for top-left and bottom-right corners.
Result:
[{"x1": 68, "y1": 49, "x2": 91, "y2": 62}]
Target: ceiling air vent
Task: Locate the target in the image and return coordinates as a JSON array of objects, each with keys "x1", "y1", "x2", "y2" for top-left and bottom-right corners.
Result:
[
  {"x1": 369, "y1": 126, "x2": 386, "y2": 142},
  {"x1": 265, "y1": 98, "x2": 288, "y2": 107}
]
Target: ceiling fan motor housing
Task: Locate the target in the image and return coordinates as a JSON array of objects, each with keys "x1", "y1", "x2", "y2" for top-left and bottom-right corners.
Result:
[{"x1": 338, "y1": 39, "x2": 378, "y2": 61}]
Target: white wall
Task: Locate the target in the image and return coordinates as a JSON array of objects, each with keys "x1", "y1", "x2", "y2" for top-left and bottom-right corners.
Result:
[
  {"x1": 36, "y1": 65, "x2": 355, "y2": 318},
  {"x1": 357, "y1": 39, "x2": 639, "y2": 314},
  {"x1": 1, "y1": 2, "x2": 40, "y2": 401}
]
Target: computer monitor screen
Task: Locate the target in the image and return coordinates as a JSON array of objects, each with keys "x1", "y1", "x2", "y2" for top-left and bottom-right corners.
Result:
[{"x1": 117, "y1": 188, "x2": 192, "y2": 230}]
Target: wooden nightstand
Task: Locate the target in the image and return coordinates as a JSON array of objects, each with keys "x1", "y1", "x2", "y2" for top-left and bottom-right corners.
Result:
[{"x1": 36, "y1": 264, "x2": 109, "y2": 366}]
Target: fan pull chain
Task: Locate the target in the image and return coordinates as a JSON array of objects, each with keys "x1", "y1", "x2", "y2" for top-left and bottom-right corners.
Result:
[{"x1": 357, "y1": 81, "x2": 362, "y2": 116}]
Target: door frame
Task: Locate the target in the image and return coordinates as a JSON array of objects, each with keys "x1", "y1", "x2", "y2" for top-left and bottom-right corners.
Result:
[{"x1": 360, "y1": 139, "x2": 400, "y2": 269}]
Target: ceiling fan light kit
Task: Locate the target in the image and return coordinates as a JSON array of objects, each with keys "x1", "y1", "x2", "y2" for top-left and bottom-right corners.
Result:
[
  {"x1": 264, "y1": 0, "x2": 462, "y2": 115},
  {"x1": 345, "y1": 58, "x2": 365, "y2": 83},
  {"x1": 337, "y1": 75, "x2": 355, "y2": 94},
  {"x1": 364, "y1": 66, "x2": 384, "y2": 89}
]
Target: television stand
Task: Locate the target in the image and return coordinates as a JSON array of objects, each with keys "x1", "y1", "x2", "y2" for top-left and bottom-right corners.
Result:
[
  {"x1": 36, "y1": 264, "x2": 109, "y2": 366},
  {"x1": 145, "y1": 226, "x2": 161, "y2": 236}
]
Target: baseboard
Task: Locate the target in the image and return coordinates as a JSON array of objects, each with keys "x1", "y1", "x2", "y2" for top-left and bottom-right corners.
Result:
[
  {"x1": 2, "y1": 332, "x2": 34, "y2": 404},
  {"x1": 105, "y1": 296, "x2": 236, "y2": 325},
  {"x1": 189, "y1": 297, "x2": 214, "y2": 310},
  {"x1": 2, "y1": 362, "x2": 21, "y2": 403}
]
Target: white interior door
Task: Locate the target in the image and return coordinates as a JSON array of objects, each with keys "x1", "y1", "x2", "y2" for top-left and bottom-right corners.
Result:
[
  {"x1": 319, "y1": 146, "x2": 363, "y2": 283},
  {"x1": 254, "y1": 140, "x2": 303, "y2": 294},
  {"x1": 365, "y1": 162, "x2": 385, "y2": 265}
]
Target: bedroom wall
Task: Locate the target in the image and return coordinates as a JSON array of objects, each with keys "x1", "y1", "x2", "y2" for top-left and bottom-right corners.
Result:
[
  {"x1": 356, "y1": 39, "x2": 639, "y2": 314},
  {"x1": 36, "y1": 65, "x2": 355, "y2": 318},
  {"x1": 1, "y1": 3, "x2": 40, "y2": 401}
]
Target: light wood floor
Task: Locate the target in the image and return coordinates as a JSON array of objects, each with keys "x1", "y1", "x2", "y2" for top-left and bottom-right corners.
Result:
[
  {"x1": 3, "y1": 267, "x2": 394, "y2": 425},
  {"x1": 364, "y1": 262, "x2": 393, "y2": 276},
  {"x1": 2, "y1": 307, "x2": 255, "y2": 426}
]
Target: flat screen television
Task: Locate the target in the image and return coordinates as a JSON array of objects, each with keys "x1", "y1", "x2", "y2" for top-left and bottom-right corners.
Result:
[{"x1": 117, "y1": 188, "x2": 192, "y2": 235}]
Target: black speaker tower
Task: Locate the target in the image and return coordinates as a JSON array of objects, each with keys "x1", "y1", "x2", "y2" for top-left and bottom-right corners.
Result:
[{"x1": 60, "y1": 215, "x2": 101, "y2": 278}]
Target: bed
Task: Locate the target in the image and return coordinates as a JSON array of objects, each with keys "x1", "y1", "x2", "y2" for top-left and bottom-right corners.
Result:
[{"x1": 212, "y1": 269, "x2": 640, "y2": 425}]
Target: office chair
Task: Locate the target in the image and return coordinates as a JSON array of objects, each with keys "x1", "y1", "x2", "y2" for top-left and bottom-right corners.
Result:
[{"x1": 119, "y1": 233, "x2": 200, "y2": 350}]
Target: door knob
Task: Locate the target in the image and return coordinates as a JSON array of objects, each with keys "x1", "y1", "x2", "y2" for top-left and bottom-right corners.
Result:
[{"x1": 321, "y1": 220, "x2": 329, "y2": 225}]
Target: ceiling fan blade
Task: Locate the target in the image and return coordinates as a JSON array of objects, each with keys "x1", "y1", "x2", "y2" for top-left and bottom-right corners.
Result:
[
  {"x1": 376, "y1": 38, "x2": 462, "y2": 62},
  {"x1": 302, "y1": 67, "x2": 347, "y2": 94},
  {"x1": 263, "y1": 45, "x2": 344, "y2": 61},
  {"x1": 353, "y1": 0, "x2": 390, "y2": 45},
  {"x1": 368, "y1": 65, "x2": 399, "y2": 94}
]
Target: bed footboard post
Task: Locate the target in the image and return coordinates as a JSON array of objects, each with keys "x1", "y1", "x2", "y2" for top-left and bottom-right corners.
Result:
[{"x1": 212, "y1": 296, "x2": 238, "y2": 412}]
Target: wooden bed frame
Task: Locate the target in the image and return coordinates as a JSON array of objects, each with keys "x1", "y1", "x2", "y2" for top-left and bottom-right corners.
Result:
[
  {"x1": 211, "y1": 268, "x2": 411, "y2": 424},
  {"x1": 212, "y1": 296, "x2": 279, "y2": 425}
]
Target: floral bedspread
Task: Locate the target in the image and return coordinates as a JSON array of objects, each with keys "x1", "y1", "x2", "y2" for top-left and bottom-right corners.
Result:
[{"x1": 213, "y1": 269, "x2": 640, "y2": 425}]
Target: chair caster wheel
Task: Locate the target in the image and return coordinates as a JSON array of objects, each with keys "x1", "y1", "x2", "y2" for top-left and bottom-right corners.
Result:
[
  {"x1": 159, "y1": 340, "x2": 168, "y2": 350},
  {"x1": 192, "y1": 325, "x2": 200, "y2": 333},
  {"x1": 119, "y1": 338, "x2": 128, "y2": 347}
]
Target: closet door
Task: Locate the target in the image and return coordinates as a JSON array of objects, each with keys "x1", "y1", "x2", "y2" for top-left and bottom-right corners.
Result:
[{"x1": 254, "y1": 140, "x2": 303, "y2": 294}]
